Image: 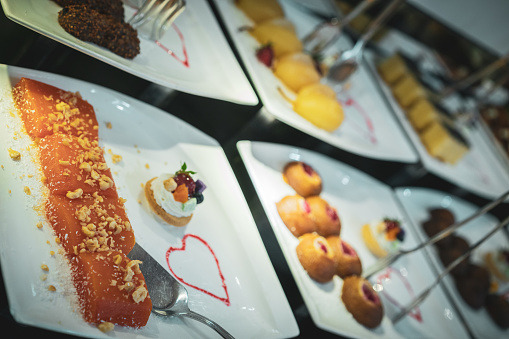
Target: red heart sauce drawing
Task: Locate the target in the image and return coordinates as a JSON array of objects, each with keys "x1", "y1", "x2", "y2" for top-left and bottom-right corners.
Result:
[
  {"x1": 165, "y1": 234, "x2": 230, "y2": 306},
  {"x1": 156, "y1": 25, "x2": 190, "y2": 68},
  {"x1": 377, "y1": 267, "x2": 423, "y2": 323},
  {"x1": 339, "y1": 93, "x2": 377, "y2": 145}
]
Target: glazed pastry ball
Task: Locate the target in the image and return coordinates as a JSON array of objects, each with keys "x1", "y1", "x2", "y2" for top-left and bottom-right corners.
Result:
[
  {"x1": 276, "y1": 195, "x2": 316, "y2": 237},
  {"x1": 326, "y1": 235, "x2": 362, "y2": 278},
  {"x1": 282, "y1": 161, "x2": 322, "y2": 197},
  {"x1": 341, "y1": 276, "x2": 384, "y2": 328},
  {"x1": 296, "y1": 233, "x2": 336, "y2": 283},
  {"x1": 307, "y1": 196, "x2": 341, "y2": 237}
]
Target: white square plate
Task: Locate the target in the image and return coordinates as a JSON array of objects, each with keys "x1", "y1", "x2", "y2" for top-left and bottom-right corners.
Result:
[
  {"x1": 394, "y1": 187, "x2": 507, "y2": 339},
  {"x1": 0, "y1": 65, "x2": 297, "y2": 339},
  {"x1": 237, "y1": 140, "x2": 470, "y2": 338},
  {"x1": 213, "y1": 0, "x2": 418, "y2": 163},
  {"x1": 0, "y1": 0, "x2": 258, "y2": 105}
]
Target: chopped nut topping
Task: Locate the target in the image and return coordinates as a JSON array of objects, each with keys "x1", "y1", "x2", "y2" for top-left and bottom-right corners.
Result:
[
  {"x1": 66, "y1": 188, "x2": 83, "y2": 199},
  {"x1": 132, "y1": 285, "x2": 148, "y2": 303},
  {"x1": 41, "y1": 264, "x2": 49, "y2": 271},
  {"x1": 113, "y1": 254, "x2": 122, "y2": 265},
  {"x1": 48, "y1": 285, "x2": 56, "y2": 292},
  {"x1": 97, "y1": 322, "x2": 115, "y2": 333},
  {"x1": 24, "y1": 186, "x2": 31, "y2": 195},
  {"x1": 36, "y1": 222, "x2": 43, "y2": 229},
  {"x1": 8, "y1": 148, "x2": 20, "y2": 160},
  {"x1": 59, "y1": 160, "x2": 70, "y2": 165},
  {"x1": 164, "y1": 178, "x2": 177, "y2": 192}
]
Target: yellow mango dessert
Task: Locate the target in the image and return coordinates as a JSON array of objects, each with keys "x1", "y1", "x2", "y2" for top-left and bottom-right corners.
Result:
[
  {"x1": 419, "y1": 120, "x2": 469, "y2": 165},
  {"x1": 407, "y1": 98, "x2": 440, "y2": 131},
  {"x1": 235, "y1": 0, "x2": 284, "y2": 24},
  {"x1": 250, "y1": 18, "x2": 302, "y2": 58},
  {"x1": 293, "y1": 83, "x2": 344, "y2": 132},
  {"x1": 274, "y1": 52, "x2": 321, "y2": 93}
]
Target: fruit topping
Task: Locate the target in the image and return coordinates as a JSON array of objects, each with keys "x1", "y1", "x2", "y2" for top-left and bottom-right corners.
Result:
[
  {"x1": 342, "y1": 241, "x2": 357, "y2": 257},
  {"x1": 362, "y1": 282, "x2": 380, "y2": 304},
  {"x1": 256, "y1": 44, "x2": 274, "y2": 68},
  {"x1": 302, "y1": 162, "x2": 315, "y2": 176},
  {"x1": 302, "y1": 199, "x2": 311, "y2": 214},
  {"x1": 195, "y1": 179, "x2": 206, "y2": 194},
  {"x1": 172, "y1": 184, "x2": 188, "y2": 203},
  {"x1": 315, "y1": 239, "x2": 328, "y2": 254},
  {"x1": 326, "y1": 205, "x2": 339, "y2": 221},
  {"x1": 384, "y1": 218, "x2": 405, "y2": 242},
  {"x1": 172, "y1": 163, "x2": 206, "y2": 204}
]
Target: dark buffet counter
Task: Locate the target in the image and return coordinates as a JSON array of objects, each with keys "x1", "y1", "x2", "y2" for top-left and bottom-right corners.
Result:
[{"x1": 0, "y1": 1, "x2": 508, "y2": 338}]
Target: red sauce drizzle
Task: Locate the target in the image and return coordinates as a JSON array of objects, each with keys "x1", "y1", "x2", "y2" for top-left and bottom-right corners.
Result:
[
  {"x1": 156, "y1": 25, "x2": 190, "y2": 68},
  {"x1": 340, "y1": 94, "x2": 377, "y2": 144},
  {"x1": 377, "y1": 267, "x2": 422, "y2": 322},
  {"x1": 165, "y1": 234, "x2": 230, "y2": 306}
]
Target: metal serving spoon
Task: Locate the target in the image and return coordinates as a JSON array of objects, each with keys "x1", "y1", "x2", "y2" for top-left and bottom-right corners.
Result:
[
  {"x1": 128, "y1": 243, "x2": 235, "y2": 339},
  {"x1": 327, "y1": 0, "x2": 405, "y2": 83}
]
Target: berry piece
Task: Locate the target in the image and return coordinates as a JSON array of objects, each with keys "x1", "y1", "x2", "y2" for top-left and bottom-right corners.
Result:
[
  {"x1": 256, "y1": 44, "x2": 274, "y2": 67},
  {"x1": 174, "y1": 173, "x2": 195, "y2": 196},
  {"x1": 195, "y1": 192, "x2": 204, "y2": 204},
  {"x1": 302, "y1": 162, "x2": 316, "y2": 176}
]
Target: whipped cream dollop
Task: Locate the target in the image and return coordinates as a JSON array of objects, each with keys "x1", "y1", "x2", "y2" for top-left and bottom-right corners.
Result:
[
  {"x1": 373, "y1": 220, "x2": 402, "y2": 254},
  {"x1": 151, "y1": 174, "x2": 196, "y2": 218}
]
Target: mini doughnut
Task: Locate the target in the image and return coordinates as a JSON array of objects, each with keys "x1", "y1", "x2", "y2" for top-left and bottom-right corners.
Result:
[
  {"x1": 326, "y1": 235, "x2": 362, "y2": 278},
  {"x1": 341, "y1": 276, "x2": 384, "y2": 328},
  {"x1": 296, "y1": 233, "x2": 336, "y2": 283},
  {"x1": 307, "y1": 196, "x2": 341, "y2": 237},
  {"x1": 282, "y1": 161, "x2": 322, "y2": 197},
  {"x1": 276, "y1": 195, "x2": 316, "y2": 237}
]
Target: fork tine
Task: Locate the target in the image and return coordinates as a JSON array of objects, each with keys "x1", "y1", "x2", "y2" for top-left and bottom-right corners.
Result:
[
  {"x1": 362, "y1": 190, "x2": 509, "y2": 280},
  {"x1": 391, "y1": 213, "x2": 509, "y2": 324},
  {"x1": 129, "y1": 0, "x2": 158, "y2": 27},
  {"x1": 155, "y1": 0, "x2": 186, "y2": 40}
]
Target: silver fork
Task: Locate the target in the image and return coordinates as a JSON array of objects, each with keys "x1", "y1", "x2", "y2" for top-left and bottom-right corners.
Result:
[
  {"x1": 127, "y1": 243, "x2": 235, "y2": 339},
  {"x1": 362, "y1": 190, "x2": 509, "y2": 279},
  {"x1": 392, "y1": 213, "x2": 509, "y2": 324},
  {"x1": 128, "y1": 0, "x2": 186, "y2": 41}
]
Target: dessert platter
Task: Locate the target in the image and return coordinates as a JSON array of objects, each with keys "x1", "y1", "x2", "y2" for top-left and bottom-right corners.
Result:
[
  {"x1": 0, "y1": 64, "x2": 298, "y2": 338},
  {"x1": 237, "y1": 140, "x2": 470, "y2": 338},
  {"x1": 213, "y1": 0, "x2": 418, "y2": 163},
  {"x1": 363, "y1": 37, "x2": 509, "y2": 200},
  {"x1": 394, "y1": 187, "x2": 509, "y2": 338},
  {"x1": 0, "y1": 0, "x2": 258, "y2": 105}
]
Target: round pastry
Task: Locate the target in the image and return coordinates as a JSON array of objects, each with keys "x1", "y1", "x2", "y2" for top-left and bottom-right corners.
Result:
[
  {"x1": 276, "y1": 195, "x2": 316, "y2": 237},
  {"x1": 341, "y1": 276, "x2": 384, "y2": 328},
  {"x1": 428, "y1": 208, "x2": 455, "y2": 226},
  {"x1": 485, "y1": 294, "x2": 509, "y2": 329},
  {"x1": 145, "y1": 163, "x2": 206, "y2": 227},
  {"x1": 484, "y1": 249, "x2": 509, "y2": 283},
  {"x1": 326, "y1": 235, "x2": 362, "y2": 278},
  {"x1": 455, "y1": 277, "x2": 487, "y2": 309},
  {"x1": 421, "y1": 218, "x2": 454, "y2": 249},
  {"x1": 439, "y1": 247, "x2": 470, "y2": 277},
  {"x1": 361, "y1": 218, "x2": 405, "y2": 258},
  {"x1": 307, "y1": 196, "x2": 341, "y2": 237},
  {"x1": 296, "y1": 233, "x2": 336, "y2": 283},
  {"x1": 282, "y1": 161, "x2": 322, "y2": 197}
]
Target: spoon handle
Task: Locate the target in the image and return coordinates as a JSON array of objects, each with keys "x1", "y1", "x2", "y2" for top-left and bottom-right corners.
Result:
[
  {"x1": 359, "y1": 0, "x2": 404, "y2": 46},
  {"x1": 182, "y1": 311, "x2": 236, "y2": 339}
]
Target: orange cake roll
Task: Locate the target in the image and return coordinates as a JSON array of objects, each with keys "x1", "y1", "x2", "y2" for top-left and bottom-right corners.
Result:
[
  {"x1": 38, "y1": 133, "x2": 116, "y2": 197},
  {"x1": 70, "y1": 251, "x2": 152, "y2": 327},
  {"x1": 46, "y1": 192, "x2": 135, "y2": 256},
  {"x1": 12, "y1": 77, "x2": 99, "y2": 140}
]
